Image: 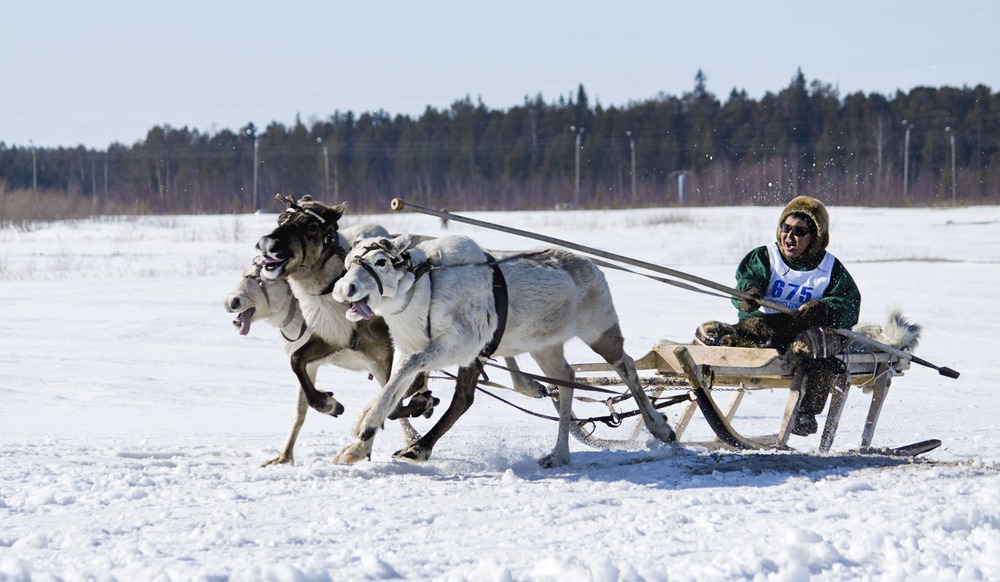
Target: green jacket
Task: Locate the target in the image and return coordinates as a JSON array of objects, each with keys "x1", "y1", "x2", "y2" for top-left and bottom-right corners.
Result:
[{"x1": 733, "y1": 244, "x2": 861, "y2": 329}]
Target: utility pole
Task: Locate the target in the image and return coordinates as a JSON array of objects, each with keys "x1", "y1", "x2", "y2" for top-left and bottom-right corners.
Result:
[
  {"x1": 902, "y1": 120, "x2": 912, "y2": 202},
  {"x1": 29, "y1": 139, "x2": 37, "y2": 195},
  {"x1": 876, "y1": 118, "x2": 884, "y2": 195},
  {"x1": 570, "y1": 126, "x2": 584, "y2": 207},
  {"x1": 626, "y1": 131, "x2": 636, "y2": 205},
  {"x1": 946, "y1": 126, "x2": 957, "y2": 206},
  {"x1": 333, "y1": 143, "x2": 340, "y2": 200},
  {"x1": 252, "y1": 134, "x2": 260, "y2": 211},
  {"x1": 318, "y1": 137, "x2": 329, "y2": 196},
  {"x1": 323, "y1": 145, "x2": 329, "y2": 196}
]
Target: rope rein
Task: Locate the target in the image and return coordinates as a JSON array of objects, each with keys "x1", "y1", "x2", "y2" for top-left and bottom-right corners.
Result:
[{"x1": 437, "y1": 369, "x2": 692, "y2": 428}]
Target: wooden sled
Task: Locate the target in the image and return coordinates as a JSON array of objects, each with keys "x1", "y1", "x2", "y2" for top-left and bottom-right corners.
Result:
[{"x1": 572, "y1": 340, "x2": 935, "y2": 455}]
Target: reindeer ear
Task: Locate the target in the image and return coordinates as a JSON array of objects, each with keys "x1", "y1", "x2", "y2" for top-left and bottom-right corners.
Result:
[
  {"x1": 301, "y1": 200, "x2": 344, "y2": 225},
  {"x1": 392, "y1": 233, "x2": 412, "y2": 253}
]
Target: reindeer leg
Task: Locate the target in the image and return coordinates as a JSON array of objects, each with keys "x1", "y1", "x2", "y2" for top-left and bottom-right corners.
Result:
[
  {"x1": 394, "y1": 365, "x2": 478, "y2": 463},
  {"x1": 263, "y1": 386, "x2": 309, "y2": 466},
  {"x1": 336, "y1": 344, "x2": 464, "y2": 464},
  {"x1": 290, "y1": 336, "x2": 345, "y2": 417},
  {"x1": 389, "y1": 373, "x2": 440, "y2": 420},
  {"x1": 589, "y1": 324, "x2": 676, "y2": 444},
  {"x1": 335, "y1": 369, "x2": 419, "y2": 464},
  {"x1": 530, "y1": 346, "x2": 576, "y2": 468},
  {"x1": 504, "y1": 357, "x2": 547, "y2": 398},
  {"x1": 262, "y1": 357, "x2": 324, "y2": 466},
  {"x1": 394, "y1": 374, "x2": 434, "y2": 448}
]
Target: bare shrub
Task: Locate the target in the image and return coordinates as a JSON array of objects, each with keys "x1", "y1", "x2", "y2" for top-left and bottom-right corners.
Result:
[
  {"x1": 624, "y1": 211, "x2": 692, "y2": 228},
  {"x1": 0, "y1": 187, "x2": 149, "y2": 230}
]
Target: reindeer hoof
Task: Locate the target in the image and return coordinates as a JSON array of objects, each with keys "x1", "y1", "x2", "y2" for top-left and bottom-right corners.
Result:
[
  {"x1": 326, "y1": 393, "x2": 345, "y2": 417},
  {"x1": 393, "y1": 445, "x2": 431, "y2": 463},
  {"x1": 656, "y1": 418, "x2": 678, "y2": 443},
  {"x1": 642, "y1": 413, "x2": 677, "y2": 444},
  {"x1": 261, "y1": 455, "x2": 293, "y2": 467},
  {"x1": 388, "y1": 392, "x2": 440, "y2": 420},
  {"x1": 422, "y1": 397, "x2": 440, "y2": 418},
  {"x1": 538, "y1": 452, "x2": 569, "y2": 468},
  {"x1": 333, "y1": 442, "x2": 371, "y2": 464}
]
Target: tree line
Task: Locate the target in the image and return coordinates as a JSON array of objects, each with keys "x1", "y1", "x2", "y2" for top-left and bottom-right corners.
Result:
[{"x1": 1, "y1": 70, "x2": 997, "y2": 216}]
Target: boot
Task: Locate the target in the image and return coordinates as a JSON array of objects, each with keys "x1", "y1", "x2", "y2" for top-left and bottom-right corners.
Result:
[
  {"x1": 694, "y1": 321, "x2": 737, "y2": 346},
  {"x1": 791, "y1": 358, "x2": 842, "y2": 436},
  {"x1": 791, "y1": 414, "x2": 818, "y2": 436}
]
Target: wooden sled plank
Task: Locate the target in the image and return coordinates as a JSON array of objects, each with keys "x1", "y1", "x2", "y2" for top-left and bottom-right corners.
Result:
[{"x1": 672, "y1": 345, "x2": 776, "y2": 451}]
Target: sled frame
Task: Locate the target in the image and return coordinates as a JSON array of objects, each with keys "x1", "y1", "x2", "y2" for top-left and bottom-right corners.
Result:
[{"x1": 572, "y1": 340, "x2": 910, "y2": 452}]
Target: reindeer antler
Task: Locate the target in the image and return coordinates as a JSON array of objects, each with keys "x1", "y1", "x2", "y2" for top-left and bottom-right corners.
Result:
[{"x1": 275, "y1": 193, "x2": 327, "y2": 224}]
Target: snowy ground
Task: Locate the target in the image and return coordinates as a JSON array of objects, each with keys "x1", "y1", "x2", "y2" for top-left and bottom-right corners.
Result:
[{"x1": 1, "y1": 203, "x2": 998, "y2": 581}]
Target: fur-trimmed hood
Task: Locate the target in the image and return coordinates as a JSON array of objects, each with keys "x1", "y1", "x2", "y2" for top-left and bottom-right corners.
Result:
[{"x1": 776, "y1": 196, "x2": 830, "y2": 260}]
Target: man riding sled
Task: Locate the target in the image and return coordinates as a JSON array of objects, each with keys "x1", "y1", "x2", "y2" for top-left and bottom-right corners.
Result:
[{"x1": 696, "y1": 196, "x2": 862, "y2": 436}]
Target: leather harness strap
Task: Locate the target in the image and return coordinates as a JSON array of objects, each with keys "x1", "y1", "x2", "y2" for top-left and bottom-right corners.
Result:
[{"x1": 480, "y1": 253, "x2": 508, "y2": 359}]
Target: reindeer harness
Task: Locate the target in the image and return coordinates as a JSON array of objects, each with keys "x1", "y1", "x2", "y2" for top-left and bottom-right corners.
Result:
[
  {"x1": 351, "y1": 242, "x2": 509, "y2": 360},
  {"x1": 245, "y1": 261, "x2": 309, "y2": 342}
]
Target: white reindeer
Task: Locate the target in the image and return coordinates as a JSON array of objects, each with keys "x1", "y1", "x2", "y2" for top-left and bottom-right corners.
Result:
[
  {"x1": 223, "y1": 253, "x2": 431, "y2": 466},
  {"x1": 332, "y1": 234, "x2": 677, "y2": 467}
]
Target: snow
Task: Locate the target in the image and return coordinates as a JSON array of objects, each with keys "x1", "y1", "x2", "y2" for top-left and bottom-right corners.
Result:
[{"x1": 1, "y1": 204, "x2": 998, "y2": 581}]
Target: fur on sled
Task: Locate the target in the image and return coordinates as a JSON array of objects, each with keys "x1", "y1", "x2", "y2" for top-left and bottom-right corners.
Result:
[
  {"x1": 848, "y1": 307, "x2": 921, "y2": 393},
  {"x1": 849, "y1": 306, "x2": 921, "y2": 354}
]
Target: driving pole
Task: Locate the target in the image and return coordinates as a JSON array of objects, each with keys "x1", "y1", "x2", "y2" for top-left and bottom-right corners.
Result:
[{"x1": 389, "y1": 198, "x2": 959, "y2": 379}]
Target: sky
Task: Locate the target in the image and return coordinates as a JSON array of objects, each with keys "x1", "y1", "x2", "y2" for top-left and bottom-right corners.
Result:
[{"x1": 3, "y1": 0, "x2": 999, "y2": 150}]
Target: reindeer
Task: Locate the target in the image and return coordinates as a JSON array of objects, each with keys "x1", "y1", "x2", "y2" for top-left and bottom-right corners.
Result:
[
  {"x1": 224, "y1": 239, "x2": 435, "y2": 466},
  {"x1": 332, "y1": 234, "x2": 677, "y2": 467},
  {"x1": 254, "y1": 197, "x2": 508, "y2": 463}
]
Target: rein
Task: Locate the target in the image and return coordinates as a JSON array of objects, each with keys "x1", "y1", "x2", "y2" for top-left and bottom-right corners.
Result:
[
  {"x1": 244, "y1": 263, "x2": 271, "y2": 304},
  {"x1": 278, "y1": 297, "x2": 308, "y2": 343},
  {"x1": 311, "y1": 230, "x2": 349, "y2": 296},
  {"x1": 438, "y1": 368, "x2": 690, "y2": 428}
]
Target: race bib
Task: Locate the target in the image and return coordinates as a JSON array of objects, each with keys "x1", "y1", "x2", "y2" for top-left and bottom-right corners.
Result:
[{"x1": 761, "y1": 244, "x2": 835, "y2": 312}]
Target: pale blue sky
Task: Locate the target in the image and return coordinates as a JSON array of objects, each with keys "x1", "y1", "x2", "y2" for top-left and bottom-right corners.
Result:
[{"x1": 4, "y1": 0, "x2": 998, "y2": 149}]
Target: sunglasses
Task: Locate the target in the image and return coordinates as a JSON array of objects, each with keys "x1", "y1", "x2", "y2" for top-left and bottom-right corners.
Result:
[{"x1": 781, "y1": 224, "x2": 811, "y2": 237}]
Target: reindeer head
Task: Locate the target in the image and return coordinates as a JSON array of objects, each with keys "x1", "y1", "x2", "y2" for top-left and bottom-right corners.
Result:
[
  {"x1": 333, "y1": 235, "x2": 416, "y2": 321},
  {"x1": 255, "y1": 195, "x2": 347, "y2": 280},
  {"x1": 223, "y1": 259, "x2": 296, "y2": 336}
]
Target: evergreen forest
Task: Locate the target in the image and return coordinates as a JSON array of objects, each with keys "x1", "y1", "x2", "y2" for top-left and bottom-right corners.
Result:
[{"x1": 1, "y1": 71, "x2": 997, "y2": 218}]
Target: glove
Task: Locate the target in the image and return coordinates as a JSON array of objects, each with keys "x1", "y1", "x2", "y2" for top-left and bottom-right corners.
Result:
[
  {"x1": 738, "y1": 287, "x2": 763, "y2": 313},
  {"x1": 792, "y1": 299, "x2": 830, "y2": 328},
  {"x1": 734, "y1": 313, "x2": 793, "y2": 348},
  {"x1": 790, "y1": 328, "x2": 848, "y2": 359}
]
